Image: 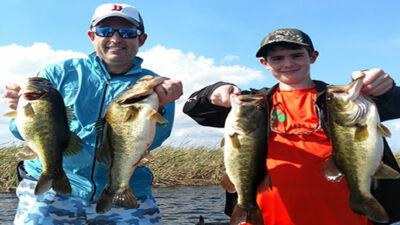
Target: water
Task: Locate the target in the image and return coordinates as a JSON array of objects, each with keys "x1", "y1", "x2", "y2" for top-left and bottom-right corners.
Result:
[
  {"x1": 2, "y1": 187, "x2": 400, "y2": 225},
  {"x1": 0, "y1": 185, "x2": 230, "y2": 225},
  {"x1": 0, "y1": 193, "x2": 19, "y2": 224}
]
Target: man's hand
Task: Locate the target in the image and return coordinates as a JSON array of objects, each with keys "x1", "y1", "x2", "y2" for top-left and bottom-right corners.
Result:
[
  {"x1": 2, "y1": 83, "x2": 21, "y2": 110},
  {"x1": 210, "y1": 84, "x2": 241, "y2": 108},
  {"x1": 352, "y1": 68, "x2": 394, "y2": 96},
  {"x1": 153, "y1": 77, "x2": 183, "y2": 107}
]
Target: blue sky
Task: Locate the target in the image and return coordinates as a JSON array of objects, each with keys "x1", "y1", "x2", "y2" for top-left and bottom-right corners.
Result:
[{"x1": 0, "y1": 0, "x2": 399, "y2": 151}]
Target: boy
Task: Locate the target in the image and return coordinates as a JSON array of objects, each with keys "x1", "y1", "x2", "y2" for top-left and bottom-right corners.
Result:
[{"x1": 183, "y1": 28, "x2": 400, "y2": 225}]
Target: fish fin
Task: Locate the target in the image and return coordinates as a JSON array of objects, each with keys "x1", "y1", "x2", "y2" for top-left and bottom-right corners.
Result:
[
  {"x1": 220, "y1": 137, "x2": 225, "y2": 147},
  {"x1": 3, "y1": 111, "x2": 17, "y2": 118},
  {"x1": 96, "y1": 184, "x2": 115, "y2": 213},
  {"x1": 23, "y1": 103, "x2": 35, "y2": 117},
  {"x1": 15, "y1": 146, "x2": 38, "y2": 160},
  {"x1": 322, "y1": 156, "x2": 344, "y2": 182},
  {"x1": 231, "y1": 204, "x2": 264, "y2": 225},
  {"x1": 372, "y1": 162, "x2": 400, "y2": 179},
  {"x1": 377, "y1": 124, "x2": 391, "y2": 137},
  {"x1": 65, "y1": 106, "x2": 75, "y2": 127},
  {"x1": 220, "y1": 171, "x2": 236, "y2": 193},
  {"x1": 95, "y1": 142, "x2": 111, "y2": 165},
  {"x1": 229, "y1": 133, "x2": 241, "y2": 148},
  {"x1": 62, "y1": 132, "x2": 83, "y2": 157},
  {"x1": 52, "y1": 172, "x2": 72, "y2": 194},
  {"x1": 354, "y1": 125, "x2": 369, "y2": 142},
  {"x1": 125, "y1": 106, "x2": 140, "y2": 121},
  {"x1": 94, "y1": 118, "x2": 105, "y2": 140},
  {"x1": 113, "y1": 187, "x2": 138, "y2": 209},
  {"x1": 34, "y1": 173, "x2": 53, "y2": 195},
  {"x1": 134, "y1": 151, "x2": 155, "y2": 166},
  {"x1": 258, "y1": 172, "x2": 272, "y2": 193},
  {"x1": 349, "y1": 194, "x2": 389, "y2": 223},
  {"x1": 149, "y1": 109, "x2": 168, "y2": 125}
]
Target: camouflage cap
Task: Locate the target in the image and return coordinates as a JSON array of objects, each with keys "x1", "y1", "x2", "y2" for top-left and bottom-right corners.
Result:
[{"x1": 256, "y1": 28, "x2": 314, "y2": 57}]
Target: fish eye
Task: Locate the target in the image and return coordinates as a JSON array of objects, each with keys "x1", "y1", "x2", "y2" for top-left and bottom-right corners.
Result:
[{"x1": 256, "y1": 105, "x2": 265, "y2": 111}]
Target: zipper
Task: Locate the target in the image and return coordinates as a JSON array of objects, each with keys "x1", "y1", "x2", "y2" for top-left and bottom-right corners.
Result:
[{"x1": 89, "y1": 58, "x2": 110, "y2": 201}]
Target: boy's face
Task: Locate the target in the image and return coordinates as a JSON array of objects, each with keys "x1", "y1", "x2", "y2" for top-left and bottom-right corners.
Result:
[{"x1": 260, "y1": 46, "x2": 318, "y2": 90}]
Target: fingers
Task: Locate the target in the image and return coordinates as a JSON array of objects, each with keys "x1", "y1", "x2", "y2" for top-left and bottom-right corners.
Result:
[
  {"x1": 154, "y1": 78, "x2": 183, "y2": 107},
  {"x1": 2, "y1": 83, "x2": 21, "y2": 110},
  {"x1": 210, "y1": 85, "x2": 241, "y2": 108},
  {"x1": 352, "y1": 68, "x2": 394, "y2": 96}
]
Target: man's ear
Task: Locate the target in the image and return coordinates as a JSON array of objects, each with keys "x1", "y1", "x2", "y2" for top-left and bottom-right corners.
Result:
[
  {"x1": 138, "y1": 33, "x2": 148, "y2": 47},
  {"x1": 87, "y1": 30, "x2": 95, "y2": 42}
]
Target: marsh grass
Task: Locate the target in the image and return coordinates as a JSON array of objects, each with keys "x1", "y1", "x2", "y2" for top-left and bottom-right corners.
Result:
[
  {"x1": 0, "y1": 144, "x2": 224, "y2": 192},
  {"x1": 148, "y1": 145, "x2": 224, "y2": 187},
  {"x1": 1, "y1": 144, "x2": 399, "y2": 192},
  {"x1": 0, "y1": 146, "x2": 21, "y2": 192}
]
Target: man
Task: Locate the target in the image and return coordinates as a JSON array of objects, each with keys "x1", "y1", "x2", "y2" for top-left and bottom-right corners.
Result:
[
  {"x1": 2, "y1": 3, "x2": 182, "y2": 224},
  {"x1": 183, "y1": 28, "x2": 400, "y2": 224}
]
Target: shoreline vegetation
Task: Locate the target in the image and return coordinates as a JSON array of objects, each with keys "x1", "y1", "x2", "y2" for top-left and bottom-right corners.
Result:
[
  {"x1": 0, "y1": 144, "x2": 225, "y2": 192},
  {"x1": 1, "y1": 144, "x2": 400, "y2": 193}
]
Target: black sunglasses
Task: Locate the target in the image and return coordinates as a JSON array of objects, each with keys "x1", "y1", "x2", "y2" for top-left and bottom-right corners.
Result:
[
  {"x1": 92, "y1": 27, "x2": 141, "y2": 39},
  {"x1": 270, "y1": 100, "x2": 322, "y2": 135}
]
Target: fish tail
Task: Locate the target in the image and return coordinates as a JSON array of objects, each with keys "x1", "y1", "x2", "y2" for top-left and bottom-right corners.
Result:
[
  {"x1": 349, "y1": 194, "x2": 389, "y2": 223},
  {"x1": 51, "y1": 172, "x2": 72, "y2": 194},
  {"x1": 96, "y1": 184, "x2": 115, "y2": 214},
  {"x1": 113, "y1": 187, "x2": 138, "y2": 209},
  {"x1": 230, "y1": 204, "x2": 264, "y2": 225},
  {"x1": 35, "y1": 172, "x2": 72, "y2": 195},
  {"x1": 34, "y1": 173, "x2": 53, "y2": 195}
]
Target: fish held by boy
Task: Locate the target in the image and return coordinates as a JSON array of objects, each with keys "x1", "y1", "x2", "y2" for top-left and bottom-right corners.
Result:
[
  {"x1": 323, "y1": 77, "x2": 400, "y2": 223},
  {"x1": 220, "y1": 94, "x2": 271, "y2": 225},
  {"x1": 4, "y1": 77, "x2": 83, "y2": 195},
  {"x1": 95, "y1": 75, "x2": 168, "y2": 214}
]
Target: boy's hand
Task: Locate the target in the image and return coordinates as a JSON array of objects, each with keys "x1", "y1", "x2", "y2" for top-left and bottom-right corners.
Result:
[
  {"x1": 2, "y1": 83, "x2": 21, "y2": 110},
  {"x1": 210, "y1": 85, "x2": 241, "y2": 108},
  {"x1": 351, "y1": 68, "x2": 394, "y2": 96}
]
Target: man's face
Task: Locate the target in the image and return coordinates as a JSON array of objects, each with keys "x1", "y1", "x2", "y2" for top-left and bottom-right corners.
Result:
[
  {"x1": 260, "y1": 47, "x2": 318, "y2": 89},
  {"x1": 88, "y1": 17, "x2": 147, "y2": 74}
]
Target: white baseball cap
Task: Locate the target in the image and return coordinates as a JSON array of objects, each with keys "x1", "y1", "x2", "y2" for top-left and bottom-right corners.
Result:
[{"x1": 90, "y1": 3, "x2": 144, "y2": 32}]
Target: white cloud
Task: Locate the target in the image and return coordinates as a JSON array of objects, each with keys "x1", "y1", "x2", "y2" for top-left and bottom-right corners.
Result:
[
  {"x1": 0, "y1": 43, "x2": 87, "y2": 85},
  {"x1": 221, "y1": 54, "x2": 240, "y2": 63}
]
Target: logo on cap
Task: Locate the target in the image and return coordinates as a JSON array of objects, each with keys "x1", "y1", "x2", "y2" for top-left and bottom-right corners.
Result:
[{"x1": 112, "y1": 5, "x2": 122, "y2": 11}]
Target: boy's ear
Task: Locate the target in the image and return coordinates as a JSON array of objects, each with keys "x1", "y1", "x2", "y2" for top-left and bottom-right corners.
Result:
[
  {"x1": 310, "y1": 51, "x2": 319, "y2": 64},
  {"x1": 260, "y1": 58, "x2": 268, "y2": 66}
]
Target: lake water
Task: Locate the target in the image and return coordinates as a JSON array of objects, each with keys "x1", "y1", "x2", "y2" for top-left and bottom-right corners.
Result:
[
  {"x1": 2, "y1": 186, "x2": 400, "y2": 225},
  {"x1": 0, "y1": 185, "x2": 230, "y2": 225}
]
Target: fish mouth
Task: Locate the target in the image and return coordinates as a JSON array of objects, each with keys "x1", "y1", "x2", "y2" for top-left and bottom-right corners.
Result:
[
  {"x1": 22, "y1": 92, "x2": 46, "y2": 101},
  {"x1": 117, "y1": 94, "x2": 151, "y2": 105}
]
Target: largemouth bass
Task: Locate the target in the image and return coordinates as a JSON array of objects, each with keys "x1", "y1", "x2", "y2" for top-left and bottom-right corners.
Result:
[
  {"x1": 95, "y1": 75, "x2": 168, "y2": 213},
  {"x1": 323, "y1": 77, "x2": 400, "y2": 223},
  {"x1": 4, "y1": 77, "x2": 83, "y2": 195},
  {"x1": 221, "y1": 94, "x2": 271, "y2": 225}
]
